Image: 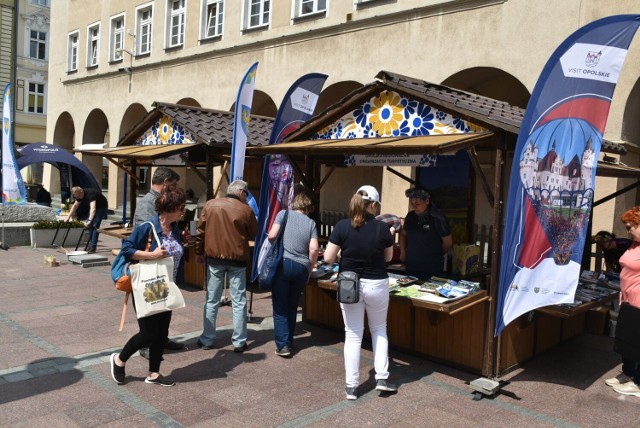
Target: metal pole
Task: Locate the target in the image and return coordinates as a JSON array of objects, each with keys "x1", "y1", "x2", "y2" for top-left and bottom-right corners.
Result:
[{"x1": 122, "y1": 170, "x2": 128, "y2": 225}]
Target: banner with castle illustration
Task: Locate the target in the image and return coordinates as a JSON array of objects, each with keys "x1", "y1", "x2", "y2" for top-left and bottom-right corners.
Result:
[{"x1": 495, "y1": 15, "x2": 640, "y2": 335}]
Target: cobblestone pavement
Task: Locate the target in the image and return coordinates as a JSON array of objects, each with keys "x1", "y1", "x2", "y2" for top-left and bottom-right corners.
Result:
[{"x1": 1, "y1": 235, "x2": 639, "y2": 427}]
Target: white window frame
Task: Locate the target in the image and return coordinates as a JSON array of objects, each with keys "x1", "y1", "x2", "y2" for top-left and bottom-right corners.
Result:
[
  {"x1": 86, "y1": 23, "x2": 100, "y2": 67},
  {"x1": 200, "y1": 0, "x2": 224, "y2": 40},
  {"x1": 293, "y1": 0, "x2": 326, "y2": 18},
  {"x1": 110, "y1": 14, "x2": 126, "y2": 62},
  {"x1": 166, "y1": 0, "x2": 186, "y2": 48},
  {"x1": 27, "y1": 82, "x2": 46, "y2": 114},
  {"x1": 30, "y1": 0, "x2": 48, "y2": 6},
  {"x1": 244, "y1": 0, "x2": 270, "y2": 30},
  {"x1": 67, "y1": 31, "x2": 79, "y2": 72},
  {"x1": 136, "y1": 3, "x2": 154, "y2": 55},
  {"x1": 29, "y1": 29, "x2": 47, "y2": 60}
]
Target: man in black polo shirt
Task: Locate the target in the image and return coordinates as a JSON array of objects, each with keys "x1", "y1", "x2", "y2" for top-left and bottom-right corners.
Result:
[{"x1": 65, "y1": 186, "x2": 108, "y2": 253}]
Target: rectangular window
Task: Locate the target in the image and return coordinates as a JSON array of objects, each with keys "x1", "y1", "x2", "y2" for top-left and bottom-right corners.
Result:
[
  {"x1": 167, "y1": 0, "x2": 186, "y2": 48},
  {"x1": 245, "y1": 0, "x2": 270, "y2": 29},
  {"x1": 30, "y1": 0, "x2": 48, "y2": 6},
  {"x1": 87, "y1": 24, "x2": 100, "y2": 67},
  {"x1": 28, "y1": 83, "x2": 45, "y2": 114},
  {"x1": 110, "y1": 15, "x2": 125, "y2": 61},
  {"x1": 29, "y1": 30, "x2": 46, "y2": 60},
  {"x1": 296, "y1": 0, "x2": 326, "y2": 17},
  {"x1": 68, "y1": 31, "x2": 79, "y2": 71},
  {"x1": 137, "y1": 4, "x2": 153, "y2": 54},
  {"x1": 202, "y1": 0, "x2": 224, "y2": 39}
]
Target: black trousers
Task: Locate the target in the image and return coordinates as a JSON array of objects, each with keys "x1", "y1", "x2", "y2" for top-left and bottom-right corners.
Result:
[{"x1": 120, "y1": 297, "x2": 172, "y2": 373}]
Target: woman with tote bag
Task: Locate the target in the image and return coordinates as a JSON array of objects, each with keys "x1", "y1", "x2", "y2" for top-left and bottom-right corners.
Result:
[{"x1": 110, "y1": 187, "x2": 187, "y2": 387}]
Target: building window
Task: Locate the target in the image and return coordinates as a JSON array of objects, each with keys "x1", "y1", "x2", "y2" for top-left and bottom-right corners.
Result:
[
  {"x1": 87, "y1": 23, "x2": 100, "y2": 67},
  {"x1": 294, "y1": 0, "x2": 326, "y2": 18},
  {"x1": 245, "y1": 0, "x2": 270, "y2": 29},
  {"x1": 136, "y1": 4, "x2": 153, "y2": 54},
  {"x1": 29, "y1": 30, "x2": 47, "y2": 60},
  {"x1": 110, "y1": 15, "x2": 125, "y2": 61},
  {"x1": 28, "y1": 83, "x2": 45, "y2": 114},
  {"x1": 30, "y1": 0, "x2": 48, "y2": 6},
  {"x1": 167, "y1": 0, "x2": 186, "y2": 48},
  {"x1": 67, "y1": 31, "x2": 79, "y2": 71},
  {"x1": 201, "y1": 0, "x2": 224, "y2": 39}
]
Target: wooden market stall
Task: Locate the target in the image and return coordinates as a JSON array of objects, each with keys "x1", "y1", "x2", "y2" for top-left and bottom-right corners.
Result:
[
  {"x1": 248, "y1": 70, "x2": 636, "y2": 377},
  {"x1": 79, "y1": 102, "x2": 274, "y2": 285}
]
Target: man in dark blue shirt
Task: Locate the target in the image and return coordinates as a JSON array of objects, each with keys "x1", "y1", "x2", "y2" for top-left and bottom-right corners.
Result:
[{"x1": 399, "y1": 187, "x2": 452, "y2": 280}]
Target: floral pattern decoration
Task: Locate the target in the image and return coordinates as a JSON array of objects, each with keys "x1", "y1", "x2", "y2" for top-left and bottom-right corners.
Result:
[
  {"x1": 136, "y1": 115, "x2": 197, "y2": 146},
  {"x1": 312, "y1": 90, "x2": 485, "y2": 140}
]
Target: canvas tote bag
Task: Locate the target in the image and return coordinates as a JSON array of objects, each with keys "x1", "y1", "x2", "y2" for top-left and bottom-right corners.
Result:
[{"x1": 130, "y1": 222, "x2": 186, "y2": 319}]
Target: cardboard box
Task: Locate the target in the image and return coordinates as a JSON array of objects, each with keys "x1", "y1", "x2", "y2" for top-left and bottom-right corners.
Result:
[
  {"x1": 43, "y1": 256, "x2": 59, "y2": 267},
  {"x1": 452, "y1": 244, "x2": 480, "y2": 276}
]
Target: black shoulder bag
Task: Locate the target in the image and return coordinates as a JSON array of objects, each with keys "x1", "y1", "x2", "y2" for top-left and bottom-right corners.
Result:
[{"x1": 337, "y1": 221, "x2": 380, "y2": 304}]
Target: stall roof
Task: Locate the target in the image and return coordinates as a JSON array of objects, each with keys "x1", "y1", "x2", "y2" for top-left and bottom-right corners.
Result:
[
  {"x1": 79, "y1": 102, "x2": 274, "y2": 162},
  {"x1": 248, "y1": 132, "x2": 495, "y2": 155},
  {"x1": 76, "y1": 142, "x2": 202, "y2": 160},
  {"x1": 251, "y1": 70, "x2": 626, "y2": 155}
]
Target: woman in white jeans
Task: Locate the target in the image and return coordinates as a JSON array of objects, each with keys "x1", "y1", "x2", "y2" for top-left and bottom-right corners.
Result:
[{"x1": 324, "y1": 185, "x2": 397, "y2": 400}]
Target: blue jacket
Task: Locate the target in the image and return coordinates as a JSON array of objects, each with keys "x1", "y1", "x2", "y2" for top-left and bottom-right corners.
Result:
[{"x1": 121, "y1": 215, "x2": 181, "y2": 260}]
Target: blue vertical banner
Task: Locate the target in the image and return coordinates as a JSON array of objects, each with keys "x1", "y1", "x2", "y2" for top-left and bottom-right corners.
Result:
[
  {"x1": 495, "y1": 15, "x2": 640, "y2": 336},
  {"x1": 2, "y1": 84, "x2": 27, "y2": 205},
  {"x1": 230, "y1": 62, "x2": 259, "y2": 182},
  {"x1": 250, "y1": 73, "x2": 328, "y2": 281},
  {"x1": 230, "y1": 62, "x2": 259, "y2": 216}
]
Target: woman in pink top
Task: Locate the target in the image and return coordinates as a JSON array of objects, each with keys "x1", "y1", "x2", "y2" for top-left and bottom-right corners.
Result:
[{"x1": 607, "y1": 206, "x2": 640, "y2": 397}]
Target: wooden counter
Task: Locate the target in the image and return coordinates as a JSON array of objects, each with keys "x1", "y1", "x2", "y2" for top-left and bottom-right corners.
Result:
[
  {"x1": 497, "y1": 291, "x2": 618, "y2": 375},
  {"x1": 97, "y1": 225, "x2": 132, "y2": 240},
  {"x1": 182, "y1": 242, "x2": 255, "y2": 289},
  {"x1": 304, "y1": 278, "x2": 490, "y2": 373}
]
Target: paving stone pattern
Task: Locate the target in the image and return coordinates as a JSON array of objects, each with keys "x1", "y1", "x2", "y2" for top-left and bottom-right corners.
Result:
[{"x1": 1, "y1": 235, "x2": 639, "y2": 427}]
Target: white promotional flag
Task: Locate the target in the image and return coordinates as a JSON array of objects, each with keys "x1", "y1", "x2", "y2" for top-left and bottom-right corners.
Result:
[
  {"x1": 2, "y1": 84, "x2": 27, "y2": 205},
  {"x1": 230, "y1": 62, "x2": 259, "y2": 182}
]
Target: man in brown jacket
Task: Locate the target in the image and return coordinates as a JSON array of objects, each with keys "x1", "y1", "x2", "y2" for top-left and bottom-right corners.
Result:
[{"x1": 195, "y1": 180, "x2": 258, "y2": 352}]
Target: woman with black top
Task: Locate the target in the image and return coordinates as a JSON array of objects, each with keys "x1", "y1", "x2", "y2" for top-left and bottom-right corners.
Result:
[{"x1": 324, "y1": 185, "x2": 397, "y2": 400}]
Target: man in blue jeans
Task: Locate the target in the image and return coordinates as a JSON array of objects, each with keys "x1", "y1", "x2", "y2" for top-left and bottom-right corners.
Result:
[
  {"x1": 65, "y1": 186, "x2": 108, "y2": 253},
  {"x1": 195, "y1": 180, "x2": 258, "y2": 352}
]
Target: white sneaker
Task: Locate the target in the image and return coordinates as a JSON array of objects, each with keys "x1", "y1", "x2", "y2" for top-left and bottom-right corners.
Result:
[
  {"x1": 613, "y1": 381, "x2": 640, "y2": 397},
  {"x1": 605, "y1": 373, "x2": 632, "y2": 387},
  {"x1": 345, "y1": 386, "x2": 357, "y2": 400}
]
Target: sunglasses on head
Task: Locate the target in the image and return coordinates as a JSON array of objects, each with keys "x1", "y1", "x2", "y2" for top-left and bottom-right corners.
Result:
[{"x1": 405, "y1": 188, "x2": 430, "y2": 199}]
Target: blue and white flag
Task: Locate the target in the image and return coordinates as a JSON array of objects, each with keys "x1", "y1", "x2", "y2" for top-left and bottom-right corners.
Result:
[
  {"x1": 230, "y1": 61, "x2": 259, "y2": 182},
  {"x1": 250, "y1": 73, "x2": 328, "y2": 281},
  {"x1": 495, "y1": 15, "x2": 640, "y2": 336},
  {"x1": 2, "y1": 84, "x2": 27, "y2": 205},
  {"x1": 230, "y1": 62, "x2": 259, "y2": 215}
]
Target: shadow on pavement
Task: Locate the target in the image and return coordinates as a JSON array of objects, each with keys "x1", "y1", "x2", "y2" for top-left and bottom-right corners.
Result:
[{"x1": 0, "y1": 357, "x2": 83, "y2": 405}]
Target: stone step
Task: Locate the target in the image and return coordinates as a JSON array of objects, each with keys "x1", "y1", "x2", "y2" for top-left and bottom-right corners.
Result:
[{"x1": 81, "y1": 261, "x2": 111, "y2": 268}]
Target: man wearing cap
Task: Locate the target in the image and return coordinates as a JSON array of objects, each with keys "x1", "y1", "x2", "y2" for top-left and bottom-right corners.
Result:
[
  {"x1": 399, "y1": 186, "x2": 453, "y2": 280},
  {"x1": 593, "y1": 230, "x2": 631, "y2": 273}
]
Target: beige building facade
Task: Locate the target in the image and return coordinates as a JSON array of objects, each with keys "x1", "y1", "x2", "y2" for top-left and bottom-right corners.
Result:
[
  {"x1": 1, "y1": 0, "x2": 49, "y2": 186},
  {"x1": 45, "y1": 0, "x2": 640, "y2": 238}
]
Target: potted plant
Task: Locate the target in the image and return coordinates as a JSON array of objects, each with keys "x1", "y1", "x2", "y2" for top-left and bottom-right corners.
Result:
[
  {"x1": 60, "y1": 201, "x2": 72, "y2": 216},
  {"x1": 31, "y1": 220, "x2": 87, "y2": 248}
]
